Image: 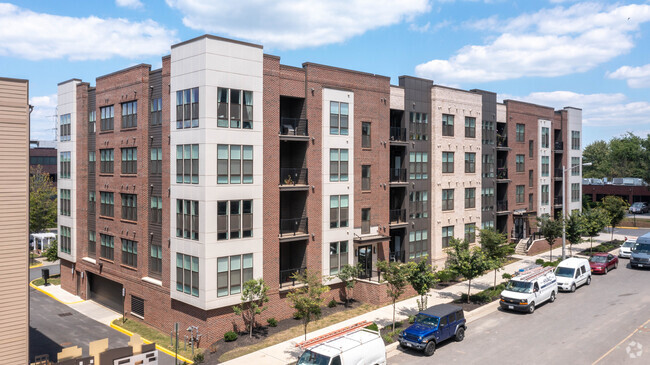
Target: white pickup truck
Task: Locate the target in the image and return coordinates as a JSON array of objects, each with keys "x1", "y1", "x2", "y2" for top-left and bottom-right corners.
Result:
[
  {"x1": 296, "y1": 326, "x2": 386, "y2": 365},
  {"x1": 500, "y1": 265, "x2": 558, "y2": 314}
]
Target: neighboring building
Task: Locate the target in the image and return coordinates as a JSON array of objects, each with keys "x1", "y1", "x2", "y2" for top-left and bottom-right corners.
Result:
[
  {"x1": 30, "y1": 141, "x2": 58, "y2": 186},
  {"x1": 57, "y1": 34, "x2": 583, "y2": 344},
  {"x1": 583, "y1": 178, "x2": 650, "y2": 204},
  {"x1": 0, "y1": 76, "x2": 30, "y2": 364}
]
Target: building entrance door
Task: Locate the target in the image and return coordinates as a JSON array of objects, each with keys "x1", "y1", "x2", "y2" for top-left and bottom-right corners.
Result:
[{"x1": 358, "y1": 245, "x2": 372, "y2": 279}]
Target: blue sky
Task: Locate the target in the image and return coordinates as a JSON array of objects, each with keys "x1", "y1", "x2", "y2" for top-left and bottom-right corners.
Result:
[{"x1": 2, "y1": 0, "x2": 649, "y2": 146}]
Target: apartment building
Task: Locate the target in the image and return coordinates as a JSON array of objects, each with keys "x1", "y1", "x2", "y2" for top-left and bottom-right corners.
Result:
[{"x1": 57, "y1": 34, "x2": 582, "y2": 343}]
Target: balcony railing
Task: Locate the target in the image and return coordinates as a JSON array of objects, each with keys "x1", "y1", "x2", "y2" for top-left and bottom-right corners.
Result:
[
  {"x1": 389, "y1": 251, "x2": 406, "y2": 263},
  {"x1": 390, "y1": 127, "x2": 407, "y2": 142},
  {"x1": 497, "y1": 167, "x2": 508, "y2": 179},
  {"x1": 389, "y1": 209, "x2": 406, "y2": 224},
  {"x1": 554, "y1": 141, "x2": 564, "y2": 150},
  {"x1": 279, "y1": 217, "x2": 308, "y2": 237},
  {"x1": 279, "y1": 267, "x2": 306, "y2": 288},
  {"x1": 554, "y1": 196, "x2": 563, "y2": 205},
  {"x1": 497, "y1": 200, "x2": 508, "y2": 212},
  {"x1": 389, "y1": 168, "x2": 407, "y2": 183},
  {"x1": 280, "y1": 168, "x2": 308, "y2": 186},
  {"x1": 554, "y1": 168, "x2": 563, "y2": 178},
  {"x1": 496, "y1": 134, "x2": 508, "y2": 147},
  {"x1": 280, "y1": 117, "x2": 308, "y2": 136}
]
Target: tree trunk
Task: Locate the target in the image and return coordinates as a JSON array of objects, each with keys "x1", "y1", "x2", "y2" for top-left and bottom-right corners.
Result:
[
  {"x1": 590, "y1": 236, "x2": 593, "y2": 253},
  {"x1": 392, "y1": 301, "x2": 396, "y2": 332},
  {"x1": 304, "y1": 321, "x2": 308, "y2": 341},
  {"x1": 467, "y1": 278, "x2": 472, "y2": 303},
  {"x1": 611, "y1": 225, "x2": 614, "y2": 242},
  {"x1": 549, "y1": 245, "x2": 552, "y2": 262},
  {"x1": 249, "y1": 313, "x2": 253, "y2": 338},
  {"x1": 494, "y1": 269, "x2": 497, "y2": 289}
]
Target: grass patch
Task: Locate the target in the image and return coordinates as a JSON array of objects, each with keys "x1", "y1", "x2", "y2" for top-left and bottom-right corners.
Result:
[
  {"x1": 112, "y1": 318, "x2": 201, "y2": 361},
  {"x1": 583, "y1": 240, "x2": 622, "y2": 255},
  {"x1": 619, "y1": 218, "x2": 650, "y2": 228},
  {"x1": 32, "y1": 274, "x2": 60, "y2": 286},
  {"x1": 459, "y1": 283, "x2": 506, "y2": 304},
  {"x1": 218, "y1": 303, "x2": 380, "y2": 363}
]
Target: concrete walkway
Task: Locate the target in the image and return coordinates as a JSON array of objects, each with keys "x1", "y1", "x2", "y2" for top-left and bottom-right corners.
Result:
[{"x1": 222, "y1": 232, "x2": 629, "y2": 365}]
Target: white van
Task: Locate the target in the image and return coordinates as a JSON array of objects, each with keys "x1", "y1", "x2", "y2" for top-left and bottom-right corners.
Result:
[
  {"x1": 500, "y1": 265, "x2": 558, "y2": 314},
  {"x1": 555, "y1": 257, "x2": 591, "y2": 292},
  {"x1": 297, "y1": 327, "x2": 386, "y2": 365}
]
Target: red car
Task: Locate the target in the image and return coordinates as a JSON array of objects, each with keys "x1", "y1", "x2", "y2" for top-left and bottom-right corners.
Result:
[{"x1": 589, "y1": 253, "x2": 619, "y2": 274}]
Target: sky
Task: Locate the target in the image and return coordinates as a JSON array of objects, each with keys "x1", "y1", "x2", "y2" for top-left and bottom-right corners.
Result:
[{"x1": 2, "y1": 0, "x2": 649, "y2": 146}]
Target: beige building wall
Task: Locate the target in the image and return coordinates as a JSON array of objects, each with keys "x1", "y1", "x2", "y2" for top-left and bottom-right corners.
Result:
[
  {"x1": 430, "y1": 85, "x2": 482, "y2": 266},
  {"x1": 0, "y1": 77, "x2": 29, "y2": 364}
]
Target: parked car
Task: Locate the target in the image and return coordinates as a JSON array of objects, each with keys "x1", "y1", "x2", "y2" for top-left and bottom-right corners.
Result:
[
  {"x1": 398, "y1": 304, "x2": 466, "y2": 356},
  {"x1": 589, "y1": 253, "x2": 618, "y2": 274},
  {"x1": 297, "y1": 327, "x2": 386, "y2": 365},
  {"x1": 619, "y1": 239, "x2": 636, "y2": 258},
  {"x1": 630, "y1": 233, "x2": 650, "y2": 269},
  {"x1": 500, "y1": 265, "x2": 557, "y2": 314},
  {"x1": 629, "y1": 202, "x2": 649, "y2": 214},
  {"x1": 555, "y1": 258, "x2": 591, "y2": 292}
]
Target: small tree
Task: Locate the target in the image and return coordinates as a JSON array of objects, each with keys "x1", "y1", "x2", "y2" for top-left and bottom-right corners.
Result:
[
  {"x1": 43, "y1": 239, "x2": 58, "y2": 262},
  {"x1": 446, "y1": 238, "x2": 492, "y2": 303},
  {"x1": 232, "y1": 278, "x2": 269, "y2": 338},
  {"x1": 406, "y1": 257, "x2": 438, "y2": 312},
  {"x1": 287, "y1": 270, "x2": 330, "y2": 340},
  {"x1": 537, "y1": 215, "x2": 563, "y2": 261},
  {"x1": 479, "y1": 228, "x2": 512, "y2": 289},
  {"x1": 583, "y1": 207, "x2": 609, "y2": 252},
  {"x1": 377, "y1": 260, "x2": 410, "y2": 331},
  {"x1": 601, "y1": 195, "x2": 629, "y2": 241},
  {"x1": 29, "y1": 166, "x2": 57, "y2": 234},
  {"x1": 565, "y1": 211, "x2": 585, "y2": 257},
  {"x1": 335, "y1": 263, "x2": 361, "y2": 307}
]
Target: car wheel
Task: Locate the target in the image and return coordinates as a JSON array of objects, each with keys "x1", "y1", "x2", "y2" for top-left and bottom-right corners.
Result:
[
  {"x1": 455, "y1": 327, "x2": 465, "y2": 342},
  {"x1": 571, "y1": 284, "x2": 576, "y2": 293},
  {"x1": 528, "y1": 303, "x2": 535, "y2": 314},
  {"x1": 424, "y1": 341, "x2": 436, "y2": 356},
  {"x1": 614, "y1": 262, "x2": 618, "y2": 269},
  {"x1": 605, "y1": 266, "x2": 609, "y2": 274},
  {"x1": 586, "y1": 276, "x2": 591, "y2": 285},
  {"x1": 550, "y1": 291, "x2": 556, "y2": 302}
]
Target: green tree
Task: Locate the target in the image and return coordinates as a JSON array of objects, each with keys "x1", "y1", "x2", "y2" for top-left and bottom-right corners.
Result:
[
  {"x1": 601, "y1": 195, "x2": 629, "y2": 241},
  {"x1": 565, "y1": 211, "x2": 585, "y2": 257},
  {"x1": 30, "y1": 166, "x2": 57, "y2": 234},
  {"x1": 335, "y1": 263, "x2": 361, "y2": 307},
  {"x1": 583, "y1": 207, "x2": 609, "y2": 252},
  {"x1": 377, "y1": 260, "x2": 410, "y2": 331},
  {"x1": 479, "y1": 228, "x2": 512, "y2": 289},
  {"x1": 286, "y1": 270, "x2": 330, "y2": 340},
  {"x1": 537, "y1": 215, "x2": 563, "y2": 261},
  {"x1": 232, "y1": 278, "x2": 269, "y2": 338},
  {"x1": 582, "y1": 140, "x2": 610, "y2": 178},
  {"x1": 608, "y1": 133, "x2": 646, "y2": 178},
  {"x1": 406, "y1": 257, "x2": 438, "y2": 312},
  {"x1": 43, "y1": 239, "x2": 58, "y2": 262},
  {"x1": 445, "y1": 238, "x2": 492, "y2": 303}
]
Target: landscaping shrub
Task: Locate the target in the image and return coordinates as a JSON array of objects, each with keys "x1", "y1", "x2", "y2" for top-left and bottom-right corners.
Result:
[
  {"x1": 436, "y1": 268, "x2": 458, "y2": 283},
  {"x1": 408, "y1": 315, "x2": 415, "y2": 324},
  {"x1": 365, "y1": 323, "x2": 379, "y2": 332},
  {"x1": 328, "y1": 299, "x2": 338, "y2": 308},
  {"x1": 502, "y1": 273, "x2": 512, "y2": 280},
  {"x1": 193, "y1": 352, "x2": 205, "y2": 364},
  {"x1": 293, "y1": 311, "x2": 303, "y2": 320},
  {"x1": 224, "y1": 331, "x2": 238, "y2": 342},
  {"x1": 460, "y1": 284, "x2": 506, "y2": 304},
  {"x1": 267, "y1": 317, "x2": 278, "y2": 327},
  {"x1": 535, "y1": 258, "x2": 545, "y2": 265}
]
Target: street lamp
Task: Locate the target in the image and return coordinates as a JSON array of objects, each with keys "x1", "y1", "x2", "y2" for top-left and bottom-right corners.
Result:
[{"x1": 562, "y1": 162, "x2": 593, "y2": 260}]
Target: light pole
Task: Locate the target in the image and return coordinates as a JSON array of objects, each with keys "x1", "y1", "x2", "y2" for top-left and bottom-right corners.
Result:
[{"x1": 562, "y1": 162, "x2": 592, "y2": 260}]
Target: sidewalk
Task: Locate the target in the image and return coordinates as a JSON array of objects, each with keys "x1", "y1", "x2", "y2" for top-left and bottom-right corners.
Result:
[{"x1": 222, "y1": 232, "x2": 628, "y2": 365}]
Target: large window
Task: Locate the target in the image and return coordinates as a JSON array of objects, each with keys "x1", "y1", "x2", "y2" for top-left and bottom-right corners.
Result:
[
  {"x1": 362, "y1": 122, "x2": 371, "y2": 148},
  {"x1": 100, "y1": 192, "x2": 114, "y2": 217},
  {"x1": 541, "y1": 127, "x2": 550, "y2": 148},
  {"x1": 89, "y1": 191, "x2": 96, "y2": 214},
  {"x1": 100, "y1": 234, "x2": 114, "y2": 261},
  {"x1": 150, "y1": 147, "x2": 162, "y2": 174},
  {"x1": 464, "y1": 223, "x2": 476, "y2": 243},
  {"x1": 442, "y1": 189, "x2": 454, "y2": 211},
  {"x1": 361, "y1": 165, "x2": 371, "y2": 191},
  {"x1": 89, "y1": 110, "x2": 96, "y2": 133},
  {"x1": 100, "y1": 149, "x2": 114, "y2": 174},
  {"x1": 151, "y1": 98, "x2": 162, "y2": 126},
  {"x1": 442, "y1": 152, "x2": 454, "y2": 173},
  {"x1": 121, "y1": 239, "x2": 137, "y2": 267},
  {"x1": 121, "y1": 147, "x2": 137, "y2": 174},
  {"x1": 329, "y1": 149, "x2": 349, "y2": 182},
  {"x1": 442, "y1": 114, "x2": 454, "y2": 136},
  {"x1": 150, "y1": 196, "x2": 162, "y2": 224},
  {"x1": 516, "y1": 124, "x2": 525, "y2": 142},
  {"x1": 121, "y1": 194, "x2": 137, "y2": 222},
  {"x1": 329, "y1": 241, "x2": 349, "y2": 275},
  {"x1": 100, "y1": 105, "x2": 114, "y2": 131},
  {"x1": 217, "y1": 200, "x2": 253, "y2": 240},
  {"x1": 330, "y1": 195, "x2": 349, "y2": 228},
  {"x1": 217, "y1": 254, "x2": 253, "y2": 297},
  {"x1": 529, "y1": 140, "x2": 534, "y2": 158},
  {"x1": 217, "y1": 88, "x2": 253, "y2": 129},
  {"x1": 465, "y1": 188, "x2": 476, "y2": 209},
  {"x1": 329, "y1": 101, "x2": 349, "y2": 135},
  {"x1": 482, "y1": 187, "x2": 494, "y2": 211},
  {"x1": 408, "y1": 229, "x2": 428, "y2": 259},
  {"x1": 571, "y1": 183, "x2": 580, "y2": 202},
  {"x1": 150, "y1": 244, "x2": 162, "y2": 276},
  {"x1": 121, "y1": 100, "x2": 137, "y2": 129},
  {"x1": 89, "y1": 151, "x2": 96, "y2": 174},
  {"x1": 176, "y1": 144, "x2": 199, "y2": 184},
  {"x1": 482, "y1": 154, "x2": 494, "y2": 178},
  {"x1": 541, "y1": 156, "x2": 549, "y2": 176},
  {"x1": 217, "y1": 145, "x2": 253, "y2": 184},
  {"x1": 465, "y1": 153, "x2": 476, "y2": 173},
  {"x1": 409, "y1": 112, "x2": 429, "y2": 141},
  {"x1": 541, "y1": 185, "x2": 549, "y2": 205},
  {"x1": 88, "y1": 231, "x2": 96, "y2": 258},
  {"x1": 176, "y1": 253, "x2": 199, "y2": 297},
  {"x1": 516, "y1": 154, "x2": 525, "y2": 172},
  {"x1": 361, "y1": 208, "x2": 370, "y2": 234},
  {"x1": 60, "y1": 189, "x2": 71, "y2": 216},
  {"x1": 60, "y1": 226, "x2": 71, "y2": 254},
  {"x1": 60, "y1": 152, "x2": 71, "y2": 179},
  {"x1": 529, "y1": 170, "x2": 534, "y2": 187},
  {"x1": 176, "y1": 200, "x2": 199, "y2": 241},
  {"x1": 409, "y1": 191, "x2": 428, "y2": 219},
  {"x1": 465, "y1": 117, "x2": 476, "y2": 138},
  {"x1": 571, "y1": 157, "x2": 580, "y2": 176},
  {"x1": 516, "y1": 185, "x2": 525, "y2": 204},
  {"x1": 176, "y1": 87, "x2": 199, "y2": 129},
  {"x1": 442, "y1": 226, "x2": 454, "y2": 248},
  {"x1": 571, "y1": 131, "x2": 581, "y2": 150},
  {"x1": 60, "y1": 114, "x2": 71, "y2": 141},
  {"x1": 409, "y1": 152, "x2": 428, "y2": 180}
]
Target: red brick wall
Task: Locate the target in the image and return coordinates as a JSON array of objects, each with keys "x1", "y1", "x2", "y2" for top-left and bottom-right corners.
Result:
[{"x1": 527, "y1": 237, "x2": 563, "y2": 257}]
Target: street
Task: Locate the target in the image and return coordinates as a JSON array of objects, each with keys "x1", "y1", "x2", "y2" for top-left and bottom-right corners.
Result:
[{"x1": 390, "y1": 261, "x2": 650, "y2": 365}]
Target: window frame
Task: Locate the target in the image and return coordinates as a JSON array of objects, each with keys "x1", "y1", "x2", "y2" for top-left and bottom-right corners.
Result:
[
  {"x1": 465, "y1": 117, "x2": 476, "y2": 138},
  {"x1": 442, "y1": 114, "x2": 454, "y2": 137}
]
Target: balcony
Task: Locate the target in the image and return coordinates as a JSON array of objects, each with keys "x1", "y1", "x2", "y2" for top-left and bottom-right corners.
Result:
[
  {"x1": 279, "y1": 267, "x2": 307, "y2": 289},
  {"x1": 389, "y1": 250, "x2": 406, "y2": 263},
  {"x1": 279, "y1": 168, "x2": 309, "y2": 190},
  {"x1": 496, "y1": 134, "x2": 509, "y2": 149},
  {"x1": 279, "y1": 217, "x2": 309, "y2": 241},
  {"x1": 279, "y1": 117, "x2": 309, "y2": 141},
  {"x1": 554, "y1": 168, "x2": 563, "y2": 180},
  {"x1": 389, "y1": 209, "x2": 407, "y2": 227},
  {"x1": 554, "y1": 196, "x2": 563, "y2": 206},
  {"x1": 389, "y1": 168, "x2": 408, "y2": 185},
  {"x1": 497, "y1": 200, "x2": 509, "y2": 213},
  {"x1": 497, "y1": 167, "x2": 509, "y2": 180},
  {"x1": 390, "y1": 127, "x2": 407, "y2": 143},
  {"x1": 554, "y1": 141, "x2": 564, "y2": 152}
]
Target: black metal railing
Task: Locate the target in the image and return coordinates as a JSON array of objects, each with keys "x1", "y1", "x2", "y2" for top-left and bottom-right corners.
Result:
[
  {"x1": 279, "y1": 217, "x2": 308, "y2": 237},
  {"x1": 526, "y1": 232, "x2": 542, "y2": 251},
  {"x1": 554, "y1": 168, "x2": 563, "y2": 177},
  {"x1": 390, "y1": 168, "x2": 407, "y2": 183},
  {"x1": 554, "y1": 141, "x2": 564, "y2": 150},
  {"x1": 389, "y1": 209, "x2": 406, "y2": 224},
  {"x1": 390, "y1": 127, "x2": 407, "y2": 142},
  {"x1": 554, "y1": 196, "x2": 563, "y2": 205},
  {"x1": 389, "y1": 251, "x2": 406, "y2": 263},
  {"x1": 279, "y1": 267, "x2": 306, "y2": 288},
  {"x1": 280, "y1": 168, "x2": 308, "y2": 186},
  {"x1": 497, "y1": 167, "x2": 508, "y2": 179},
  {"x1": 280, "y1": 117, "x2": 308, "y2": 136},
  {"x1": 497, "y1": 200, "x2": 508, "y2": 212},
  {"x1": 496, "y1": 134, "x2": 508, "y2": 147}
]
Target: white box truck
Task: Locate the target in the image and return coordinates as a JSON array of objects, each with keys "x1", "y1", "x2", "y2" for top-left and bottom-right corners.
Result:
[{"x1": 296, "y1": 322, "x2": 386, "y2": 365}]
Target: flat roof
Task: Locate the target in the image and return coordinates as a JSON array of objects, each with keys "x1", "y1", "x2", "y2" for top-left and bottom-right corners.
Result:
[
  {"x1": 172, "y1": 34, "x2": 263, "y2": 50},
  {"x1": 421, "y1": 304, "x2": 462, "y2": 317}
]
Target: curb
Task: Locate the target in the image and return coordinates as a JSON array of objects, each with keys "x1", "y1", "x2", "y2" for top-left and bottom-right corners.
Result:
[
  {"x1": 110, "y1": 322, "x2": 195, "y2": 364},
  {"x1": 29, "y1": 279, "x2": 85, "y2": 305},
  {"x1": 29, "y1": 262, "x2": 43, "y2": 269}
]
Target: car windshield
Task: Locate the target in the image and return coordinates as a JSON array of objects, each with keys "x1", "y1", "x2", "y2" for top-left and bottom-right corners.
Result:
[
  {"x1": 555, "y1": 267, "x2": 575, "y2": 278},
  {"x1": 633, "y1": 243, "x2": 650, "y2": 254},
  {"x1": 632, "y1": 203, "x2": 644, "y2": 208},
  {"x1": 414, "y1": 314, "x2": 440, "y2": 327},
  {"x1": 505, "y1": 280, "x2": 533, "y2": 293},
  {"x1": 297, "y1": 350, "x2": 331, "y2": 365},
  {"x1": 590, "y1": 256, "x2": 607, "y2": 263},
  {"x1": 622, "y1": 241, "x2": 635, "y2": 248}
]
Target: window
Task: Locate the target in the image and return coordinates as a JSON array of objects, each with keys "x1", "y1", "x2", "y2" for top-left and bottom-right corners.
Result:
[
  {"x1": 100, "y1": 234, "x2": 114, "y2": 261},
  {"x1": 329, "y1": 149, "x2": 349, "y2": 182},
  {"x1": 442, "y1": 226, "x2": 454, "y2": 248},
  {"x1": 442, "y1": 152, "x2": 454, "y2": 173},
  {"x1": 176, "y1": 253, "x2": 199, "y2": 297},
  {"x1": 362, "y1": 122, "x2": 371, "y2": 148},
  {"x1": 482, "y1": 154, "x2": 494, "y2": 178},
  {"x1": 150, "y1": 147, "x2": 162, "y2": 174},
  {"x1": 89, "y1": 151, "x2": 96, "y2": 174},
  {"x1": 465, "y1": 188, "x2": 476, "y2": 209},
  {"x1": 482, "y1": 121, "x2": 495, "y2": 145},
  {"x1": 482, "y1": 221, "x2": 494, "y2": 229},
  {"x1": 541, "y1": 185, "x2": 549, "y2": 205},
  {"x1": 481, "y1": 187, "x2": 494, "y2": 211},
  {"x1": 216, "y1": 145, "x2": 253, "y2": 184},
  {"x1": 361, "y1": 208, "x2": 370, "y2": 234},
  {"x1": 216, "y1": 88, "x2": 254, "y2": 129},
  {"x1": 409, "y1": 152, "x2": 428, "y2": 180},
  {"x1": 100, "y1": 149, "x2": 114, "y2": 174},
  {"x1": 60, "y1": 114, "x2": 71, "y2": 141},
  {"x1": 409, "y1": 191, "x2": 428, "y2": 219},
  {"x1": 541, "y1": 127, "x2": 549, "y2": 148},
  {"x1": 121, "y1": 194, "x2": 137, "y2": 222},
  {"x1": 516, "y1": 185, "x2": 525, "y2": 204},
  {"x1": 465, "y1": 153, "x2": 476, "y2": 173},
  {"x1": 151, "y1": 98, "x2": 162, "y2": 126},
  {"x1": 88, "y1": 231, "x2": 96, "y2": 258},
  {"x1": 150, "y1": 196, "x2": 162, "y2": 224},
  {"x1": 100, "y1": 105, "x2": 114, "y2": 131},
  {"x1": 529, "y1": 193, "x2": 534, "y2": 211},
  {"x1": 571, "y1": 183, "x2": 580, "y2": 202},
  {"x1": 329, "y1": 241, "x2": 349, "y2": 275},
  {"x1": 176, "y1": 144, "x2": 199, "y2": 184},
  {"x1": 516, "y1": 154, "x2": 524, "y2": 172},
  {"x1": 176, "y1": 87, "x2": 199, "y2": 129},
  {"x1": 176, "y1": 200, "x2": 199, "y2": 241},
  {"x1": 409, "y1": 112, "x2": 429, "y2": 141},
  {"x1": 529, "y1": 140, "x2": 534, "y2": 158},
  {"x1": 217, "y1": 253, "x2": 253, "y2": 297},
  {"x1": 121, "y1": 100, "x2": 137, "y2": 129},
  {"x1": 442, "y1": 114, "x2": 454, "y2": 136},
  {"x1": 60, "y1": 189, "x2": 71, "y2": 216},
  {"x1": 121, "y1": 239, "x2": 137, "y2": 267},
  {"x1": 529, "y1": 170, "x2": 534, "y2": 187},
  {"x1": 541, "y1": 156, "x2": 549, "y2": 176},
  {"x1": 361, "y1": 165, "x2": 370, "y2": 191},
  {"x1": 329, "y1": 195, "x2": 349, "y2": 228},
  {"x1": 150, "y1": 244, "x2": 162, "y2": 276},
  {"x1": 100, "y1": 192, "x2": 114, "y2": 217},
  {"x1": 60, "y1": 226, "x2": 71, "y2": 254},
  {"x1": 571, "y1": 157, "x2": 580, "y2": 176},
  {"x1": 89, "y1": 110, "x2": 96, "y2": 133},
  {"x1": 408, "y1": 230, "x2": 428, "y2": 259},
  {"x1": 88, "y1": 191, "x2": 96, "y2": 214},
  {"x1": 329, "y1": 101, "x2": 349, "y2": 135},
  {"x1": 243, "y1": 90, "x2": 253, "y2": 129},
  {"x1": 465, "y1": 117, "x2": 476, "y2": 138},
  {"x1": 516, "y1": 124, "x2": 525, "y2": 142},
  {"x1": 60, "y1": 152, "x2": 71, "y2": 179},
  {"x1": 571, "y1": 131, "x2": 581, "y2": 150},
  {"x1": 121, "y1": 147, "x2": 137, "y2": 174},
  {"x1": 464, "y1": 223, "x2": 476, "y2": 243},
  {"x1": 217, "y1": 200, "x2": 253, "y2": 240},
  {"x1": 442, "y1": 189, "x2": 454, "y2": 211}
]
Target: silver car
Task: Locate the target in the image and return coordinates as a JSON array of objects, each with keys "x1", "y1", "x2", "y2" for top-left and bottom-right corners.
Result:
[{"x1": 619, "y1": 239, "x2": 636, "y2": 258}]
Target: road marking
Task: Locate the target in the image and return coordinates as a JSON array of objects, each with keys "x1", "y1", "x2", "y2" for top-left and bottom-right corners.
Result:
[{"x1": 592, "y1": 318, "x2": 650, "y2": 365}]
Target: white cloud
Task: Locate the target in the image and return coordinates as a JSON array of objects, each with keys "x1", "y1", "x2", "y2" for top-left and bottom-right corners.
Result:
[
  {"x1": 409, "y1": 22, "x2": 431, "y2": 33},
  {"x1": 116, "y1": 0, "x2": 143, "y2": 9},
  {"x1": 416, "y1": 3, "x2": 650, "y2": 83},
  {"x1": 29, "y1": 94, "x2": 58, "y2": 141},
  {"x1": 0, "y1": 3, "x2": 176, "y2": 60},
  {"x1": 166, "y1": 0, "x2": 430, "y2": 49},
  {"x1": 607, "y1": 64, "x2": 650, "y2": 88}
]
